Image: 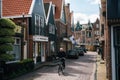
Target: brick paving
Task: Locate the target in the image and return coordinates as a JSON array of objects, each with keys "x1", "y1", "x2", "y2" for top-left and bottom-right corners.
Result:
[
  {"x1": 96, "y1": 55, "x2": 107, "y2": 80},
  {"x1": 13, "y1": 52, "x2": 97, "y2": 80}
]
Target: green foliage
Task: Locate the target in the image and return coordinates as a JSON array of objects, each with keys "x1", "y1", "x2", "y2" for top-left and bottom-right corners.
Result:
[
  {"x1": 0, "y1": 37, "x2": 14, "y2": 44},
  {"x1": 0, "y1": 54, "x2": 14, "y2": 61},
  {"x1": 6, "y1": 60, "x2": 34, "y2": 79},
  {"x1": 0, "y1": 44, "x2": 13, "y2": 53},
  {"x1": 0, "y1": 18, "x2": 16, "y2": 29},
  {"x1": 0, "y1": 18, "x2": 16, "y2": 61},
  {"x1": 20, "y1": 59, "x2": 33, "y2": 63},
  {"x1": 0, "y1": 28, "x2": 15, "y2": 36},
  {"x1": 14, "y1": 25, "x2": 21, "y2": 33}
]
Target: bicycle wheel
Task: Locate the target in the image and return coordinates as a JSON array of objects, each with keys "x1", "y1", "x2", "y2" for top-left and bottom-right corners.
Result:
[{"x1": 58, "y1": 65, "x2": 63, "y2": 75}]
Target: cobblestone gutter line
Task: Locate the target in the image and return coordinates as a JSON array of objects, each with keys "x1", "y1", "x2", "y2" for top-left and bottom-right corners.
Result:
[{"x1": 90, "y1": 55, "x2": 97, "y2": 80}]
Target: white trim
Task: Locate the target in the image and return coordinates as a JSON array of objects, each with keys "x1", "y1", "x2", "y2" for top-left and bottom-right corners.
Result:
[
  {"x1": 29, "y1": 0, "x2": 35, "y2": 14},
  {"x1": 60, "y1": 0, "x2": 64, "y2": 19},
  {"x1": 46, "y1": 2, "x2": 52, "y2": 25},
  {"x1": 111, "y1": 26, "x2": 116, "y2": 80},
  {"x1": 2, "y1": 14, "x2": 32, "y2": 18},
  {"x1": 63, "y1": 38, "x2": 70, "y2": 42},
  {"x1": 41, "y1": 0, "x2": 46, "y2": 22}
]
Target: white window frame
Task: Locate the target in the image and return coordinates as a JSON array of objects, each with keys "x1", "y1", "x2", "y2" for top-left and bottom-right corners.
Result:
[{"x1": 35, "y1": 14, "x2": 44, "y2": 35}]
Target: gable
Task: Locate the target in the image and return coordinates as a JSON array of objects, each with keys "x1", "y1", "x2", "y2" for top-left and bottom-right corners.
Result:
[
  {"x1": 60, "y1": 4, "x2": 66, "y2": 24},
  {"x1": 44, "y1": 2, "x2": 55, "y2": 25},
  {"x1": 43, "y1": 0, "x2": 63, "y2": 19},
  {"x1": 44, "y1": 3, "x2": 50, "y2": 17},
  {"x1": 33, "y1": 0, "x2": 45, "y2": 17}
]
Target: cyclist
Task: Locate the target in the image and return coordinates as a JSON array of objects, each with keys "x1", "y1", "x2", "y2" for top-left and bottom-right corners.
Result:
[{"x1": 57, "y1": 48, "x2": 66, "y2": 69}]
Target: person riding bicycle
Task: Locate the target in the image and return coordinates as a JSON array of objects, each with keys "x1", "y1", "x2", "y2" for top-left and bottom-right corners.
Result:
[{"x1": 57, "y1": 48, "x2": 66, "y2": 69}]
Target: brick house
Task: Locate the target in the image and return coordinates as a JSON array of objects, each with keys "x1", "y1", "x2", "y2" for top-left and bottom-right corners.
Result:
[
  {"x1": 44, "y1": 0, "x2": 71, "y2": 52},
  {"x1": 65, "y1": 3, "x2": 73, "y2": 50},
  {"x1": 44, "y1": 2, "x2": 57, "y2": 61},
  {"x1": 2, "y1": 0, "x2": 48, "y2": 64},
  {"x1": 100, "y1": 0, "x2": 120, "y2": 80},
  {"x1": 93, "y1": 18, "x2": 100, "y2": 51},
  {"x1": 107, "y1": 0, "x2": 120, "y2": 80}
]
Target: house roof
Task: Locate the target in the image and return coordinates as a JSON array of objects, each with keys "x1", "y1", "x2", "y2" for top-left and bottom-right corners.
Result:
[
  {"x1": 2, "y1": 0, "x2": 33, "y2": 18},
  {"x1": 44, "y1": 3, "x2": 50, "y2": 17},
  {"x1": 43, "y1": 0, "x2": 63, "y2": 19}
]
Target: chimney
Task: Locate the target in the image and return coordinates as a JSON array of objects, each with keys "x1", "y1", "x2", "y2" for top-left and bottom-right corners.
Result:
[{"x1": 0, "y1": 0, "x2": 2, "y2": 18}]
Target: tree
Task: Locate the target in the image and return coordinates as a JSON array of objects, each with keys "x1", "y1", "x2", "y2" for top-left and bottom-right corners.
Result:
[{"x1": 0, "y1": 18, "x2": 16, "y2": 61}]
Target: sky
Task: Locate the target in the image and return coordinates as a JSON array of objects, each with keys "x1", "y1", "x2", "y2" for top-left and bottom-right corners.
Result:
[{"x1": 65, "y1": 0, "x2": 100, "y2": 24}]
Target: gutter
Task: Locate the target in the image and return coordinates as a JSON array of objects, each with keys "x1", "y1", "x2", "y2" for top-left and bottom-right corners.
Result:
[{"x1": 90, "y1": 53, "x2": 98, "y2": 80}]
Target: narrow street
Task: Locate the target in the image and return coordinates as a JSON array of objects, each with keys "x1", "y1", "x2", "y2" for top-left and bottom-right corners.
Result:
[{"x1": 13, "y1": 51, "x2": 97, "y2": 80}]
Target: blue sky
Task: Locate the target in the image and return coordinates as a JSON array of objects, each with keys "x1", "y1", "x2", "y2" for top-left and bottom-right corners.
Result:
[{"x1": 65, "y1": 0, "x2": 100, "y2": 24}]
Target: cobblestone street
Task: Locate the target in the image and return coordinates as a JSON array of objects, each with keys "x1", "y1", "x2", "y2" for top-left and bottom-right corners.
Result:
[{"x1": 13, "y1": 52, "x2": 97, "y2": 80}]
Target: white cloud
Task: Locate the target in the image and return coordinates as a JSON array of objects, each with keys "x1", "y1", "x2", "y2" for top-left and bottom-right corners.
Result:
[
  {"x1": 74, "y1": 12, "x2": 99, "y2": 24},
  {"x1": 65, "y1": 0, "x2": 70, "y2": 4},
  {"x1": 88, "y1": 0, "x2": 100, "y2": 5}
]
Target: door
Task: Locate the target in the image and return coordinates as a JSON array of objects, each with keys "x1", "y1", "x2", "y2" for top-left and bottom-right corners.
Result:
[
  {"x1": 41, "y1": 42, "x2": 45, "y2": 62},
  {"x1": 113, "y1": 27, "x2": 120, "y2": 80}
]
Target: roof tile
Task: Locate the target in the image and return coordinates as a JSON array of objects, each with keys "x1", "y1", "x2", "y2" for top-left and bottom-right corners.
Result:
[{"x1": 3, "y1": 0, "x2": 32, "y2": 17}]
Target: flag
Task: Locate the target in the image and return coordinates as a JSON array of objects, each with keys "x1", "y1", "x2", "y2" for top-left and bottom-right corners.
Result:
[{"x1": 69, "y1": 35, "x2": 75, "y2": 44}]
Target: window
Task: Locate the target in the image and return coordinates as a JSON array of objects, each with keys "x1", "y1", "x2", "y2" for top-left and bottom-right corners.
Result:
[
  {"x1": 35, "y1": 15, "x2": 40, "y2": 35},
  {"x1": 86, "y1": 31, "x2": 92, "y2": 38},
  {"x1": 96, "y1": 24, "x2": 99, "y2": 28},
  {"x1": 8, "y1": 37, "x2": 21, "y2": 61},
  {"x1": 101, "y1": 24, "x2": 104, "y2": 36},
  {"x1": 50, "y1": 41, "x2": 55, "y2": 54},
  {"x1": 14, "y1": 38, "x2": 21, "y2": 45},
  {"x1": 35, "y1": 15, "x2": 44, "y2": 35},
  {"x1": 49, "y1": 23, "x2": 55, "y2": 34},
  {"x1": 40, "y1": 16, "x2": 44, "y2": 28}
]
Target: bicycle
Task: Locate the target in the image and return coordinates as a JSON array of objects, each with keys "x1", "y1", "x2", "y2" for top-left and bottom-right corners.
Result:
[{"x1": 57, "y1": 58, "x2": 65, "y2": 75}]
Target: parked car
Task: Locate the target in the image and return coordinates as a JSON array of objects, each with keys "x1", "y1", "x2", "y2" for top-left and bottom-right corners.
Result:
[
  {"x1": 74, "y1": 48, "x2": 84, "y2": 56},
  {"x1": 81, "y1": 47, "x2": 87, "y2": 53},
  {"x1": 66, "y1": 49, "x2": 79, "y2": 59}
]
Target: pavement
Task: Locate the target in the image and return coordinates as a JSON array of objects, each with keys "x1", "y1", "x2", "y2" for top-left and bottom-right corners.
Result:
[
  {"x1": 30, "y1": 52, "x2": 108, "y2": 80},
  {"x1": 96, "y1": 54, "x2": 108, "y2": 80},
  {"x1": 34, "y1": 52, "x2": 107, "y2": 80},
  {"x1": 35, "y1": 53, "x2": 108, "y2": 80},
  {"x1": 12, "y1": 52, "x2": 107, "y2": 80}
]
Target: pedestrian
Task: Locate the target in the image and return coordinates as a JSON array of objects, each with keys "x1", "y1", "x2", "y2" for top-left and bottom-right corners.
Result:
[
  {"x1": 99, "y1": 46, "x2": 104, "y2": 60},
  {"x1": 57, "y1": 48, "x2": 66, "y2": 69}
]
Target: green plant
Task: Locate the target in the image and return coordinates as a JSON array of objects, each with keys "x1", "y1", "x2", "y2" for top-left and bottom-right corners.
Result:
[
  {"x1": 0, "y1": 18, "x2": 16, "y2": 61},
  {"x1": 0, "y1": 54, "x2": 14, "y2": 61},
  {"x1": 21, "y1": 58, "x2": 33, "y2": 63}
]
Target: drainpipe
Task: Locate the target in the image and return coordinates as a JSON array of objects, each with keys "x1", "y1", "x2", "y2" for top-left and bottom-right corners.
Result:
[{"x1": 0, "y1": 0, "x2": 2, "y2": 18}]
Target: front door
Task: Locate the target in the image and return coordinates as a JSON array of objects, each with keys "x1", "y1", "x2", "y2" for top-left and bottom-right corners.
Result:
[{"x1": 113, "y1": 27, "x2": 120, "y2": 80}]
